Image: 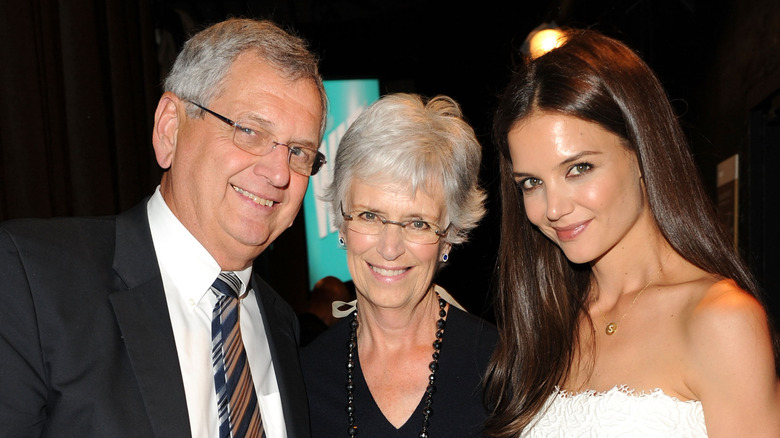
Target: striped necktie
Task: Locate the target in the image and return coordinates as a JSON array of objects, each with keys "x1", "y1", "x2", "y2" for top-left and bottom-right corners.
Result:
[{"x1": 211, "y1": 272, "x2": 264, "y2": 438}]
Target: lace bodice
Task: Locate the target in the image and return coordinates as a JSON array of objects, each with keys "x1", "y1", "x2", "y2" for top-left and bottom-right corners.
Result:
[{"x1": 521, "y1": 385, "x2": 707, "y2": 437}]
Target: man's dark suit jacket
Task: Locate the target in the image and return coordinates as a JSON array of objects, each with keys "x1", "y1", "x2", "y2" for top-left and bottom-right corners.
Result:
[{"x1": 0, "y1": 200, "x2": 310, "y2": 437}]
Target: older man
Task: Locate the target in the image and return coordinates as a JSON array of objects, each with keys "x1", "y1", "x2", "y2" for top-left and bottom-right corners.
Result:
[{"x1": 0, "y1": 18, "x2": 325, "y2": 438}]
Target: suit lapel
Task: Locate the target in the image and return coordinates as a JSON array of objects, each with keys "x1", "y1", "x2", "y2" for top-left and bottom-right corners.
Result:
[
  {"x1": 109, "y1": 201, "x2": 192, "y2": 437},
  {"x1": 252, "y1": 276, "x2": 310, "y2": 438}
]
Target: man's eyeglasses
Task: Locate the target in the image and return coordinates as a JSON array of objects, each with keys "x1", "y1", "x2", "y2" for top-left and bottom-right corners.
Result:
[
  {"x1": 340, "y1": 203, "x2": 450, "y2": 245},
  {"x1": 189, "y1": 101, "x2": 326, "y2": 176}
]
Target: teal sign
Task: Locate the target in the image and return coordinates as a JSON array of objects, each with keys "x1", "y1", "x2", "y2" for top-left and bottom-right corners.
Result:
[{"x1": 303, "y1": 79, "x2": 380, "y2": 289}]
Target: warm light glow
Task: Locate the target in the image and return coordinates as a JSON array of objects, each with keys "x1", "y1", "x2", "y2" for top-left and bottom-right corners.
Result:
[{"x1": 529, "y1": 28, "x2": 566, "y2": 58}]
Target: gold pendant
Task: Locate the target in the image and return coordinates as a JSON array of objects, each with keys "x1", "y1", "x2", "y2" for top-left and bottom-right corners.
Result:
[{"x1": 605, "y1": 322, "x2": 618, "y2": 335}]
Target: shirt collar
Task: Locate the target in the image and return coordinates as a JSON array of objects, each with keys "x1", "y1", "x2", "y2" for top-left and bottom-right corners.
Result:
[{"x1": 147, "y1": 187, "x2": 253, "y2": 305}]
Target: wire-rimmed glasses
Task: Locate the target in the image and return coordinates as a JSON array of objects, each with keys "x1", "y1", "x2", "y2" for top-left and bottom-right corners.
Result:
[
  {"x1": 189, "y1": 101, "x2": 326, "y2": 176},
  {"x1": 340, "y1": 203, "x2": 450, "y2": 244}
]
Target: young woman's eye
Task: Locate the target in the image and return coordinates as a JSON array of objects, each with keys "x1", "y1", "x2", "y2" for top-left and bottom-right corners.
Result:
[
  {"x1": 568, "y1": 163, "x2": 593, "y2": 176},
  {"x1": 518, "y1": 177, "x2": 543, "y2": 192}
]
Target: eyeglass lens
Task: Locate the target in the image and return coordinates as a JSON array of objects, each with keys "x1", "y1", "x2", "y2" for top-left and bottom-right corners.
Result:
[
  {"x1": 232, "y1": 127, "x2": 323, "y2": 175},
  {"x1": 346, "y1": 211, "x2": 442, "y2": 244},
  {"x1": 190, "y1": 101, "x2": 325, "y2": 176}
]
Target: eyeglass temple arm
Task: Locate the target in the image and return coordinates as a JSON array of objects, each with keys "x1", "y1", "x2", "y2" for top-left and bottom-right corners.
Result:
[{"x1": 188, "y1": 101, "x2": 236, "y2": 127}]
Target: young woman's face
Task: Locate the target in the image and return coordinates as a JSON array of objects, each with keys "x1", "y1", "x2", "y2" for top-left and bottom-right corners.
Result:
[{"x1": 507, "y1": 113, "x2": 651, "y2": 265}]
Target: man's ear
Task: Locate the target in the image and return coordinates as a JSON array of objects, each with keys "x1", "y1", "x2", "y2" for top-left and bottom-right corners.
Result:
[{"x1": 152, "y1": 92, "x2": 183, "y2": 170}]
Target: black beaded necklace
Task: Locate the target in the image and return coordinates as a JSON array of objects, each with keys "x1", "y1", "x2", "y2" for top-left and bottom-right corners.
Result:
[{"x1": 346, "y1": 294, "x2": 448, "y2": 437}]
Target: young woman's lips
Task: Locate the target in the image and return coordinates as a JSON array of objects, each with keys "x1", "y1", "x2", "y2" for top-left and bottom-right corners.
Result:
[{"x1": 553, "y1": 220, "x2": 591, "y2": 242}]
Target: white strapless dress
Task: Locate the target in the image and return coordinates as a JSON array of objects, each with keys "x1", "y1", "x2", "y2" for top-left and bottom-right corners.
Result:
[{"x1": 520, "y1": 385, "x2": 707, "y2": 437}]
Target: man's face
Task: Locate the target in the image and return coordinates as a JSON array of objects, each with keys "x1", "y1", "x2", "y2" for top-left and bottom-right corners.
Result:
[{"x1": 155, "y1": 51, "x2": 323, "y2": 270}]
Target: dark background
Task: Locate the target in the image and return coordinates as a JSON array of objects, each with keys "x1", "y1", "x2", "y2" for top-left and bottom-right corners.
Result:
[{"x1": 2, "y1": 0, "x2": 779, "y2": 323}]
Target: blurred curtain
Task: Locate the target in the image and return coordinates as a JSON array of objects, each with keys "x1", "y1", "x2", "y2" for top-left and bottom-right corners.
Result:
[{"x1": 0, "y1": 0, "x2": 162, "y2": 220}]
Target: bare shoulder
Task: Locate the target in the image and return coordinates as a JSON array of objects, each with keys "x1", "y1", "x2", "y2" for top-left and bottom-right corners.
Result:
[
  {"x1": 672, "y1": 276, "x2": 771, "y2": 378},
  {"x1": 685, "y1": 278, "x2": 769, "y2": 346},
  {"x1": 682, "y1": 278, "x2": 780, "y2": 436}
]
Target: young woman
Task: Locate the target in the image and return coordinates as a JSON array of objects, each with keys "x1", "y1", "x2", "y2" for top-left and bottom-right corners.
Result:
[{"x1": 485, "y1": 28, "x2": 780, "y2": 437}]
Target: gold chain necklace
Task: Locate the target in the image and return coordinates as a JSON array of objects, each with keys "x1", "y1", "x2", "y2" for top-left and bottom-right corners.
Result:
[{"x1": 597, "y1": 254, "x2": 670, "y2": 336}]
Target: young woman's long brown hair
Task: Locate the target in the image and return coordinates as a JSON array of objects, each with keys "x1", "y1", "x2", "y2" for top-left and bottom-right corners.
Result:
[{"x1": 483, "y1": 28, "x2": 778, "y2": 437}]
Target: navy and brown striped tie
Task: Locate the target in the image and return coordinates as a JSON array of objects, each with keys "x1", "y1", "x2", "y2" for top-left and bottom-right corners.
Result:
[{"x1": 211, "y1": 272, "x2": 264, "y2": 438}]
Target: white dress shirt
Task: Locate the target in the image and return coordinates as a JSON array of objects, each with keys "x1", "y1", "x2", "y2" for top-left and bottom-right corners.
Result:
[{"x1": 147, "y1": 187, "x2": 287, "y2": 437}]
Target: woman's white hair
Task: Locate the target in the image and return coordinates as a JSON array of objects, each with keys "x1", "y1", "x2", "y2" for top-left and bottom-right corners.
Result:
[{"x1": 325, "y1": 93, "x2": 486, "y2": 245}]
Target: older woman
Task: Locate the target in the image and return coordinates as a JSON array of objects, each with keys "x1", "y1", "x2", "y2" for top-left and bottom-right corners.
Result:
[{"x1": 301, "y1": 93, "x2": 497, "y2": 437}]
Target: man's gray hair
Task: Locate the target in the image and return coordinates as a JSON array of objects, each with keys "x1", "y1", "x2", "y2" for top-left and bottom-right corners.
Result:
[{"x1": 164, "y1": 18, "x2": 327, "y2": 137}]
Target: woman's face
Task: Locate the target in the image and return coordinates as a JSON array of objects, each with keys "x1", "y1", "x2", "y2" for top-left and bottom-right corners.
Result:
[
  {"x1": 507, "y1": 113, "x2": 650, "y2": 265},
  {"x1": 342, "y1": 179, "x2": 451, "y2": 312}
]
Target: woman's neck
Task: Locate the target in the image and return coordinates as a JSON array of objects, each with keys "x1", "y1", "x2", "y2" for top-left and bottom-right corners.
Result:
[
  {"x1": 589, "y1": 234, "x2": 672, "y2": 305},
  {"x1": 356, "y1": 289, "x2": 442, "y2": 354}
]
